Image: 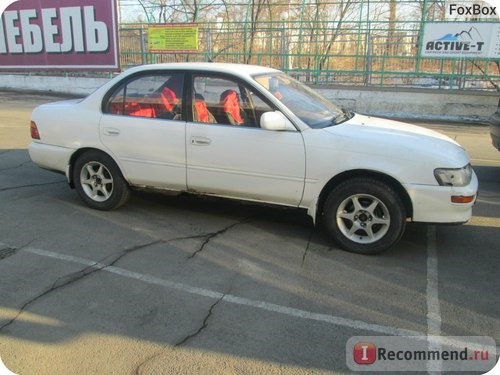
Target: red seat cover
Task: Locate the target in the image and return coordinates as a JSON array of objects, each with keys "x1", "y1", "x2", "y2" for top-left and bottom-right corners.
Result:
[{"x1": 221, "y1": 90, "x2": 243, "y2": 124}]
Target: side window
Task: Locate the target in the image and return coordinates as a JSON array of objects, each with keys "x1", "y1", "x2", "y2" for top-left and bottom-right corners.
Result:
[
  {"x1": 105, "y1": 73, "x2": 183, "y2": 120},
  {"x1": 192, "y1": 75, "x2": 274, "y2": 127},
  {"x1": 246, "y1": 90, "x2": 275, "y2": 125}
]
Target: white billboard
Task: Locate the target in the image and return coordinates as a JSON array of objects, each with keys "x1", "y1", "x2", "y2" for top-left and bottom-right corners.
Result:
[{"x1": 421, "y1": 22, "x2": 500, "y2": 59}]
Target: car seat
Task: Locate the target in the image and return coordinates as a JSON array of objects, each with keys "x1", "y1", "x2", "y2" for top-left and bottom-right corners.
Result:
[
  {"x1": 219, "y1": 89, "x2": 245, "y2": 125},
  {"x1": 160, "y1": 87, "x2": 178, "y2": 112},
  {"x1": 193, "y1": 94, "x2": 216, "y2": 123},
  {"x1": 154, "y1": 86, "x2": 182, "y2": 119}
]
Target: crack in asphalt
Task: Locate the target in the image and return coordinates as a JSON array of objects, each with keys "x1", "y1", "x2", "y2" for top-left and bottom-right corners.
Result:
[
  {"x1": 0, "y1": 247, "x2": 18, "y2": 260},
  {"x1": 164, "y1": 232, "x2": 213, "y2": 244},
  {"x1": 0, "y1": 240, "x2": 161, "y2": 332},
  {"x1": 185, "y1": 217, "x2": 252, "y2": 260},
  {"x1": 49, "y1": 240, "x2": 164, "y2": 291},
  {"x1": 134, "y1": 274, "x2": 238, "y2": 374},
  {"x1": 1, "y1": 217, "x2": 248, "y2": 370},
  {"x1": 0, "y1": 240, "x2": 32, "y2": 261},
  {"x1": 134, "y1": 295, "x2": 226, "y2": 374},
  {"x1": 174, "y1": 294, "x2": 225, "y2": 347},
  {"x1": 105, "y1": 240, "x2": 165, "y2": 269},
  {"x1": 0, "y1": 180, "x2": 65, "y2": 192},
  {"x1": 301, "y1": 227, "x2": 314, "y2": 266},
  {"x1": 0, "y1": 160, "x2": 32, "y2": 172},
  {"x1": 0, "y1": 219, "x2": 246, "y2": 332}
]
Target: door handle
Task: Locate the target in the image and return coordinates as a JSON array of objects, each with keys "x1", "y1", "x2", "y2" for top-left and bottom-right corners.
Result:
[
  {"x1": 103, "y1": 127, "x2": 120, "y2": 136},
  {"x1": 191, "y1": 136, "x2": 211, "y2": 146}
]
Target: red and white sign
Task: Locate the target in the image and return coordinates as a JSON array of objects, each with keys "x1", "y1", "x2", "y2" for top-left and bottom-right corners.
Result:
[
  {"x1": 353, "y1": 342, "x2": 377, "y2": 365},
  {"x1": 0, "y1": 0, "x2": 119, "y2": 70}
]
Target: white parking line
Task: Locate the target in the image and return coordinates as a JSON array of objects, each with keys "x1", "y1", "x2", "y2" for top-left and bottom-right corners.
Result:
[
  {"x1": 476, "y1": 198, "x2": 500, "y2": 206},
  {"x1": 23, "y1": 246, "x2": 423, "y2": 337},
  {"x1": 425, "y1": 227, "x2": 500, "y2": 360},
  {"x1": 426, "y1": 225, "x2": 441, "y2": 337},
  {"x1": 426, "y1": 225, "x2": 442, "y2": 374},
  {"x1": 13, "y1": 245, "x2": 500, "y2": 355}
]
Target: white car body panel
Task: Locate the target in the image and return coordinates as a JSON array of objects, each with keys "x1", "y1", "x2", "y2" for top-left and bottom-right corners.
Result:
[
  {"x1": 28, "y1": 142, "x2": 74, "y2": 175},
  {"x1": 405, "y1": 173, "x2": 478, "y2": 223},
  {"x1": 186, "y1": 122, "x2": 305, "y2": 206},
  {"x1": 28, "y1": 62, "x2": 478, "y2": 229},
  {"x1": 298, "y1": 114, "x2": 476, "y2": 222},
  {"x1": 99, "y1": 114, "x2": 186, "y2": 190}
]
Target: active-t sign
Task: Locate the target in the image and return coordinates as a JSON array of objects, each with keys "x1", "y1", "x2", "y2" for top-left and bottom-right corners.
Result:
[
  {"x1": 148, "y1": 24, "x2": 198, "y2": 53},
  {"x1": 421, "y1": 22, "x2": 500, "y2": 59},
  {"x1": 0, "y1": 0, "x2": 119, "y2": 70}
]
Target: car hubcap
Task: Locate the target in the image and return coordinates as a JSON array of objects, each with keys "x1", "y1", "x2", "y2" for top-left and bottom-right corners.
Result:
[
  {"x1": 80, "y1": 162, "x2": 114, "y2": 202},
  {"x1": 336, "y1": 194, "x2": 390, "y2": 244}
]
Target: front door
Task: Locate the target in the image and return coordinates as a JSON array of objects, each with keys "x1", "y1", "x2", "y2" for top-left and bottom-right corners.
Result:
[{"x1": 186, "y1": 74, "x2": 305, "y2": 206}]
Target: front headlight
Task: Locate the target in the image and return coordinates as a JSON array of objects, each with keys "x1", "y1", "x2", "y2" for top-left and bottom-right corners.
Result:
[{"x1": 434, "y1": 163, "x2": 472, "y2": 187}]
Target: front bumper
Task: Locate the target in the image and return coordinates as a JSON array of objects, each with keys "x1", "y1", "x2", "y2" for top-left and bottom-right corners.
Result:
[{"x1": 405, "y1": 171, "x2": 478, "y2": 224}]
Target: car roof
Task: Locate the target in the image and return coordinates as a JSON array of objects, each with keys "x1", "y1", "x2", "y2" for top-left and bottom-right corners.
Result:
[{"x1": 123, "y1": 62, "x2": 280, "y2": 78}]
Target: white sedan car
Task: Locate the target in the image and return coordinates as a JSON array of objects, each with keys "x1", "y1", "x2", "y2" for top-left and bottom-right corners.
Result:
[{"x1": 29, "y1": 63, "x2": 478, "y2": 254}]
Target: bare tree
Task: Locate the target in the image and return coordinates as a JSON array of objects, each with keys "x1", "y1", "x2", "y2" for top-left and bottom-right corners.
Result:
[
  {"x1": 142, "y1": 0, "x2": 222, "y2": 23},
  {"x1": 411, "y1": 0, "x2": 446, "y2": 21},
  {"x1": 386, "y1": 0, "x2": 397, "y2": 55},
  {"x1": 300, "y1": 0, "x2": 356, "y2": 77},
  {"x1": 318, "y1": 0, "x2": 356, "y2": 71},
  {"x1": 244, "y1": 0, "x2": 272, "y2": 64}
]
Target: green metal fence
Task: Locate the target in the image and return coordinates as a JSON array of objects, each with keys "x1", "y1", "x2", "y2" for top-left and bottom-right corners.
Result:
[{"x1": 119, "y1": 0, "x2": 499, "y2": 91}]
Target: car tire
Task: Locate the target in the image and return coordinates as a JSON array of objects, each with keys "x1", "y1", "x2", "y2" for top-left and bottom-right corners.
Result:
[
  {"x1": 322, "y1": 178, "x2": 406, "y2": 254},
  {"x1": 73, "y1": 151, "x2": 130, "y2": 210}
]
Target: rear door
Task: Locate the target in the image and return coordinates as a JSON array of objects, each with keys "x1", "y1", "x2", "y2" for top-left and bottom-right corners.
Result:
[{"x1": 100, "y1": 72, "x2": 187, "y2": 190}]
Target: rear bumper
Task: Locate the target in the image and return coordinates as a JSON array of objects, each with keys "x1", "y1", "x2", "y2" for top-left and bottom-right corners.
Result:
[
  {"x1": 28, "y1": 142, "x2": 74, "y2": 178},
  {"x1": 405, "y1": 171, "x2": 478, "y2": 224}
]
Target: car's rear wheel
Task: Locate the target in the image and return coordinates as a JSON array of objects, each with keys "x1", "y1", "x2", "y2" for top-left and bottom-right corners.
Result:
[
  {"x1": 73, "y1": 151, "x2": 130, "y2": 210},
  {"x1": 322, "y1": 178, "x2": 406, "y2": 254}
]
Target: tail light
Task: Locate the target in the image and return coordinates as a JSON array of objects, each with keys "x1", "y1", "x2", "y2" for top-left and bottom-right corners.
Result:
[{"x1": 30, "y1": 121, "x2": 40, "y2": 140}]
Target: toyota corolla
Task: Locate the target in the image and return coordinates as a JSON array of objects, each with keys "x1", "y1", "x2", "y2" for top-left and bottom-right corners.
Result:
[{"x1": 29, "y1": 63, "x2": 478, "y2": 254}]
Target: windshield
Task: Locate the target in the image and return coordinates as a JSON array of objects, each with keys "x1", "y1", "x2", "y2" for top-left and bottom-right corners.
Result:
[{"x1": 253, "y1": 73, "x2": 352, "y2": 128}]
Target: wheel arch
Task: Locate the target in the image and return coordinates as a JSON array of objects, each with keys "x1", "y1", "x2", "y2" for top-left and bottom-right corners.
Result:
[
  {"x1": 316, "y1": 169, "x2": 413, "y2": 222},
  {"x1": 68, "y1": 148, "x2": 123, "y2": 188}
]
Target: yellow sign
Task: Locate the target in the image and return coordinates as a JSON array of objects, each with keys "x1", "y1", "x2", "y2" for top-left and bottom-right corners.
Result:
[{"x1": 148, "y1": 24, "x2": 199, "y2": 53}]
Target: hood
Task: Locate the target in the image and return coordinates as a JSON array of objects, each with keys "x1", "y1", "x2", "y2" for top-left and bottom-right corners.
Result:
[
  {"x1": 346, "y1": 114, "x2": 459, "y2": 144},
  {"x1": 323, "y1": 114, "x2": 469, "y2": 166}
]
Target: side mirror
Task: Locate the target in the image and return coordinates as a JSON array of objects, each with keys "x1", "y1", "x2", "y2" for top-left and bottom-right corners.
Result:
[{"x1": 260, "y1": 111, "x2": 296, "y2": 131}]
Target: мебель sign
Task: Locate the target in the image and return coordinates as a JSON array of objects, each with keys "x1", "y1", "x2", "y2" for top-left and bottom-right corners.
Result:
[{"x1": 0, "y1": 0, "x2": 119, "y2": 70}]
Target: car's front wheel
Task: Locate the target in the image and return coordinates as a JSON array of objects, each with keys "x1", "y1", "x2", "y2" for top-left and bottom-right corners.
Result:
[
  {"x1": 322, "y1": 178, "x2": 406, "y2": 254},
  {"x1": 73, "y1": 151, "x2": 130, "y2": 210}
]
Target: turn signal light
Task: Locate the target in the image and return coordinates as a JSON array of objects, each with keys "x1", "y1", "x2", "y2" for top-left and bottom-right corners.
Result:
[
  {"x1": 451, "y1": 195, "x2": 475, "y2": 204},
  {"x1": 30, "y1": 121, "x2": 40, "y2": 140}
]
